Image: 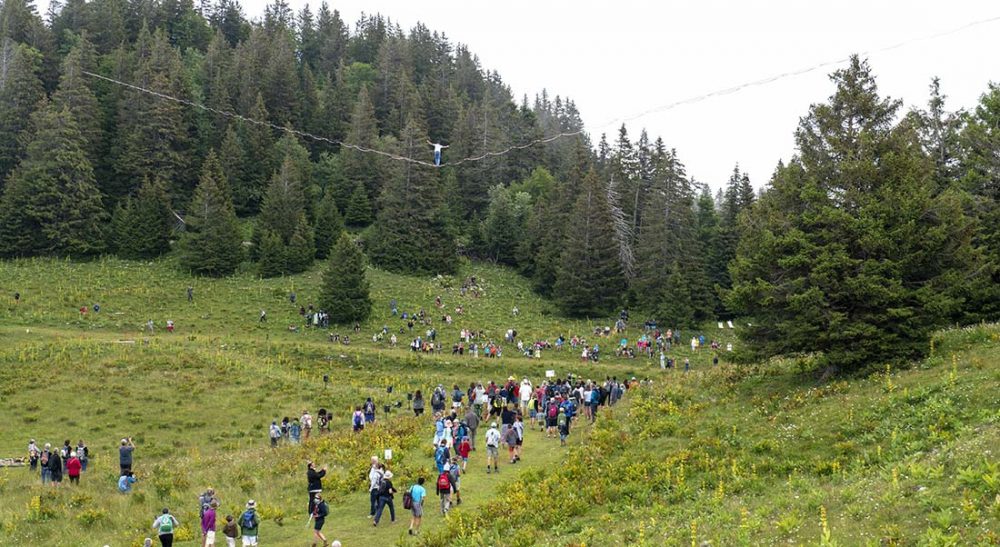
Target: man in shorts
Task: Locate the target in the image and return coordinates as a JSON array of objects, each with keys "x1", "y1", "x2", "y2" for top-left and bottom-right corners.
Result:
[
  {"x1": 311, "y1": 493, "x2": 329, "y2": 546},
  {"x1": 239, "y1": 500, "x2": 259, "y2": 546},
  {"x1": 408, "y1": 477, "x2": 426, "y2": 536},
  {"x1": 484, "y1": 422, "x2": 500, "y2": 474}
]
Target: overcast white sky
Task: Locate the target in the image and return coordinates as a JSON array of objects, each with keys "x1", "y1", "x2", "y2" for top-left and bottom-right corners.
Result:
[{"x1": 43, "y1": 0, "x2": 1000, "y2": 188}]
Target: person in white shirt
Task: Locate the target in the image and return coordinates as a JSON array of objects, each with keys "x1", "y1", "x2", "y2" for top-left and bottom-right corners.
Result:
[
  {"x1": 484, "y1": 423, "x2": 501, "y2": 474},
  {"x1": 519, "y1": 379, "x2": 532, "y2": 415},
  {"x1": 301, "y1": 410, "x2": 312, "y2": 440},
  {"x1": 368, "y1": 457, "x2": 383, "y2": 519}
]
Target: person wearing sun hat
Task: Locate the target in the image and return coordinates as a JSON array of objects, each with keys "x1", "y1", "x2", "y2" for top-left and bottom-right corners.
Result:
[{"x1": 239, "y1": 500, "x2": 259, "y2": 546}]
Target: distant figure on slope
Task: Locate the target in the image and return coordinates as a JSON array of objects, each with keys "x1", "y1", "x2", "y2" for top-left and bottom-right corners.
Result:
[{"x1": 426, "y1": 140, "x2": 449, "y2": 166}]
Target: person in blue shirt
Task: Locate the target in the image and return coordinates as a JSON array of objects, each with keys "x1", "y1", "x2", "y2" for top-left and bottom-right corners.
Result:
[
  {"x1": 119, "y1": 471, "x2": 137, "y2": 493},
  {"x1": 408, "y1": 477, "x2": 427, "y2": 536}
]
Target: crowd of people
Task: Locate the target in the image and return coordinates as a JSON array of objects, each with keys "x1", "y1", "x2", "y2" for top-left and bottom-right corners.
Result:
[{"x1": 26, "y1": 438, "x2": 90, "y2": 486}]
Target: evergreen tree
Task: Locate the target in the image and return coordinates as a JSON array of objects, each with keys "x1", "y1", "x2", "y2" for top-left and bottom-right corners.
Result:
[
  {"x1": 727, "y1": 57, "x2": 977, "y2": 374},
  {"x1": 254, "y1": 156, "x2": 313, "y2": 275},
  {"x1": 341, "y1": 85, "x2": 381, "y2": 202},
  {"x1": 696, "y1": 185, "x2": 727, "y2": 315},
  {"x1": 479, "y1": 184, "x2": 531, "y2": 266},
  {"x1": 112, "y1": 26, "x2": 193, "y2": 200},
  {"x1": 313, "y1": 188, "x2": 344, "y2": 258},
  {"x1": 0, "y1": 41, "x2": 45, "y2": 186},
  {"x1": 179, "y1": 150, "x2": 244, "y2": 276},
  {"x1": 235, "y1": 93, "x2": 275, "y2": 214},
  {"x1": 552, "y1": 168, "x2": 625, "y2": 317},
  {"x1": 957, "y1": 82, "x2": 1000, "y2": 321},
  {"x1": 109, "y1": 177, "x2": 173, "y2": 258},
  {"x1": 0, "y1": 102, "x2": 106, "y2": 257},
  {"x1": 344, "y1": 179, "x2": 372, "y2": 227},
  {"x1": 367, "y1": 116, "x2": 456, "y2": 275},
  {"x1": 51, "y1": 36, "x2": 102, "y2": 165},
  {"x1": 318, "y1": 232, "x2": 372, "y2": 324}
]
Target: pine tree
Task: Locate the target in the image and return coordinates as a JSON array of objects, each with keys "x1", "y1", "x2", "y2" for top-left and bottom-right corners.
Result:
[
  {"x1": 367, "y1": 116, "x2": 456, "y2": 275},
  {"x1": 51, "y1": 36, "x2": 102, "y2": 166},
  {"x1": 552, "y1": 168, "x2": 625, "y2": 317},
  {"x1": 313, "y1": 188, "x2": 344, "y2": 258},
  {"x1": 341, "y1": 85, "x2": 381, "y2": 202},
  {"x1": 957, "y1": 82, "x2": 1000, "y2": 321},
  {"x1": 319, "y1": 232, "x2": 371, "y2": 324},
  {"x1": 0, "y1": 102, "x2": 106, "y2": 257},
  {"x1": 179, "y1": 151, "x2": 244, "y2": 276},
  {"x1": 0, "y1": 41, "x2": 45, "y2": 186},
  {"x1": 235, "y1": 93, "x2": 275, "y2": 214},
  {"x1": 696, "y1": 186, "x2": 727, "y2": 316},
  {"x1": 344, "y1": 178, "x2": 372, "y2": 227},
  {"x1": 727, "y1": 57, "x2": 976, "y2": 374},
  {"x1": 110, "y1": 177, "x2": 173, "y2": 258},
  {"x1": 112, "y1": 26, "x2": 193, "y2": 200},
  {"x1": 253, "y1": 156, "x2": 313, "y2": 275},
  {"x1": 479, "y1": 184, "x2": 530, "y2": 266}
]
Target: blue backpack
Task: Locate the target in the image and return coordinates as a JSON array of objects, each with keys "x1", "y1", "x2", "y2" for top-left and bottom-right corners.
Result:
[{"x1": 435, "y1": 446, "x2": 447, "y2": 465}]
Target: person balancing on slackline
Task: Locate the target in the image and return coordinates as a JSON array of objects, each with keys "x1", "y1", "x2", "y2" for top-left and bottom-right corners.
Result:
[{"x1": 426, "y1": 140, "x2": 449, "y2": 166}]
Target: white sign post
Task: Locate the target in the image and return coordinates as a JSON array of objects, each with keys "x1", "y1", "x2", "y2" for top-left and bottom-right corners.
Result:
[
  {"x1": 545, "y1": 370, "x2": 555, "y2": 378},
  {"x1": 384, "y1": 449, "x2": 392, "y2": 461}
]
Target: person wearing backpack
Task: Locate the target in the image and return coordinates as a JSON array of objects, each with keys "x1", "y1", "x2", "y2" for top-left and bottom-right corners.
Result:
[
  {"x1": 412, "y1": 390, "x2": 425, "y2": 416},
  {"x1": 201, "y1": 502, "x2": 218, "y2": 547},
  {"x1": 306, "y1": 461, "x2": 326, "y2": 516},
  {"x1": 151, "y1": 508, "x2": 179, "y2": 547},
  {"x1": 447, "y1": 458, "x2": 462, "y2": 505},
  {"x1": 269, "y1": 421, "x2": 281, "y2": 447},
  {"x1": 512, "y1": 414, "x2": 524, "y2": 462},
  {"x1": 484, "y1": 422, "x2": 500, "y2": 474},
  {"x1": 363, "y1": 398, "x2": 376, "y2": 424},
  {"x1": 239, "y1": 500, "x2": 259, "y2": 546},
  {"x1": 557, "y1": 407, "x2": 570, "y2": 446},
  {"x1": 436, "y1": 467, "x2": 452, "y2": 515},
  {"x1": 545, "y1": 399, "x2": 559, "y2": 438},
  {"x1": 310, "y1": 493, "x2": 329, "y2": 547},
  {"x1": 373, "y1": 470, "x2": 397, "y2": 526},
  {"x1": 352, "y1": 407, "x2": 365, "y2": 432},
  {"x1": 406, "y1": 477, "x2": 426, "y2": 536},
  {"x1": 434, "y1": 439, "x2": 450, "y2": 473}
]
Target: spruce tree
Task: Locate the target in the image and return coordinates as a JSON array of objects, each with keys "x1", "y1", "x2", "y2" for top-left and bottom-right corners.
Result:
[
  {"x1": 51, "y1": 36, "x2": 102, "y2": 166},
  {"x1": 179, "y1": 151, "x2": 244, "y2": 276},
  {"x1": 110, "y1": 177, "x2": 173, "y2": 258},
  {"x1": 727, "y1": 57, "x2": 976, "y2": 374},
  {"x1": 343, "y1": 186, "x2": 381, "y2": 233},
  {"x1": 367, "y1": 116, "x2": 456, "y2": 275},
  {"x1": 0, "y1": 102, "x2": 106, "y2": 257},
  {"x1": 313, "y1": 189, "x2": 344, "y2": 259},
  {"x1": 318, "y1": 232, "x2": 372, "y2": 324},
  {"x1": 341, "y1": 85, "x2": 381, "y2": 202},
  {"x1": 253, "y1": 156, "x2": 313, "y2": 275},
  {"x1": 236, "y1": 93, "x2": 275, "y2": 214},
  {"x1": 0, "y1": 41, "x2": 45, "y2": 186},
  {"x1": 552, "y1": 168, "x2": 625, "y2": 317}
]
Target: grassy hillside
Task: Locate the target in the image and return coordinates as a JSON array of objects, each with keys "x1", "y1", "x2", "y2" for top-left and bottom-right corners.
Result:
[{"x1": 0, "y1": 258, "x2": 996, "y2": 545}]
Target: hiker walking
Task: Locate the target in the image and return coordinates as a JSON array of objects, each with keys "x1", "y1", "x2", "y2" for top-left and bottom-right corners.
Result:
[
  {"x1": 311, "y1": 494, "x2": 329, "y2": 547},
  {"x1": 368, "y1": 457, "x2": 383, "y2": 519},
  {"x1": 221, "y1": 515, "x2": 239, "y2": 547},
  {"x1": 485, "y1": 422, "x2": 500, "y2": 474},
  {"x1": 187, "y1": 287, "x2": 193, "y2": 302},
  {"x1": 307, "y1": 461, "x2": 326, "y2": 516},
  {"x1": 239, "y1": 501, "x2": 260, "y2": 546},
  {"x1": 28, "y1": 439, "x2": 39, "y2": 471},
  {"x1": 152, "y1": 508, "x2": 180, "y2": 547},
  {"x1": 269, "y1": 421, "x2": 281, "y2": 447},
  {"x1": 464, "y1": 406, "x2": 480, "y2": 450},
  {"x1": 407, "y1": 477, "x2": 426, "y2": 536},
  {"x1": 201, "y1": 502, "x2": 218, "y2": 547},
  {"x1": 301, "y1": 410, "x2": 313, "y2": 439},
  {"x1": 373, "y1": 470, "x2": 397, "y2": 526},
  {"x1": 76, "y1": 440, "x2": 88, "y2": 472},
  {"x1": 436, "y1": 466, "x2": 452, "y2": 515},
  {"x1": 412, "y1": 390, "x2": 425, "y2": 416}
]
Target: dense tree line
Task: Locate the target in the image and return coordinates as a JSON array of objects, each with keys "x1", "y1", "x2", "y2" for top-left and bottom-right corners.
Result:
[{"x1": 0, "y1": 0, "x2": 997, "y2": 370}]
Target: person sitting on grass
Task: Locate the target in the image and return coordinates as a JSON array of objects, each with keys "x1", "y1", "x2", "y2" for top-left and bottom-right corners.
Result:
[{"x1": 118, "y1": 471, "x2": 137, "y2": 493}]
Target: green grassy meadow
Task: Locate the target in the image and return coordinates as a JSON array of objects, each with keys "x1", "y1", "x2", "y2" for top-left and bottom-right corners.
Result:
[{"x1": 0, "y1": 257, "x2": 997, "y2": 545}]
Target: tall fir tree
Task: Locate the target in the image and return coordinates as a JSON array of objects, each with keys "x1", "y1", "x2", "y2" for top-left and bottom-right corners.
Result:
[
  {"x1": 254, "y1": 156, "x2": 313, "y2": 275},
  {"x1": 367, "y1": 116, "x2": 456, "y2": 275},
  {"x1": 0, "y1": 102, "x2": 106, "y2": 257},
  {"x1": 341, "y1": 85, "x2": 381, "y2": 203},
  {"x1": 552, "y1": 168, "x2": 625, "y2": 317},
  {"x1": 727, "y1": 57, "x2": 977, "y2": 374},
  {"x1": 109, "y1": 177, "x2": 173, "y2": 258},
  {"x1": 179, "y1": 150, "x2": 244, "y2": 276},
  {"x1": 344, "y1": 179, "x2": 372, "y2": 227},
  {"x1": 313, "y1": 188, "x2": 344, "y2": 259},
  {"x1": 318, "y1": 232, "x2": 372, "y2": 323},
  {"x1": 0, "y1": 41, "x2": 45, "y2": 186},
  {"x1": 51, "y1": 36, "x2": 102, "y2": 166}
]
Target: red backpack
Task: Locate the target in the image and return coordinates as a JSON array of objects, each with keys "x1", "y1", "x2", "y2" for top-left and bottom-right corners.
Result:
[{"x1": 437, "y1": 472, "x2": 451, "y2": 492}]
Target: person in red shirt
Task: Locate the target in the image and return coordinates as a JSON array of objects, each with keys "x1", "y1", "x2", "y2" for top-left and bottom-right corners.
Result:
[
  {"x1": 66, "y1": 452, "x2": 82, "y2": 485},
  {"x1": 457, "y1": 437, "x2": 471, "y2": 471}
]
